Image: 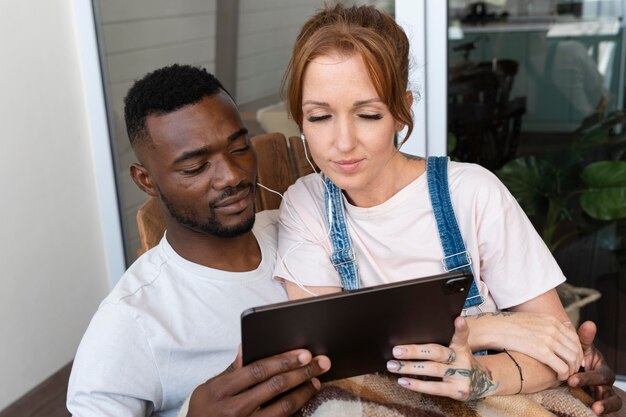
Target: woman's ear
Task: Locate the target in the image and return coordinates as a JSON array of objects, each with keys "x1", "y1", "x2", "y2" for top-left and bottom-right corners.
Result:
[
  {"x1": 130, "y1": 163, "x2": 158, "y2": 197},
  {"x1": 405, "y1": 91, "x2": 414, "y2": 108},
  {"x1": 395, "y1": 91, "x2": 414, "y2": 132}
]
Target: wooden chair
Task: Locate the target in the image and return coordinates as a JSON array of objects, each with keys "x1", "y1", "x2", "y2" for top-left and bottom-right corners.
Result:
[
  {"x1": 136, "y1": 196, "x2": 165, "y2": 257},
  {"x1": 252, "y1": 132, "x2": 296, "y2": 211},
  {"x1": 136, "y1": 132, "x2": 315, "y2": 256}
]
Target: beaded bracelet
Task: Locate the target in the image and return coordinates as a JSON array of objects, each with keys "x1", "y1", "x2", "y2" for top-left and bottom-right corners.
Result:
[{"x1": 503, "y1": 348, "x2": 524, "y2": 394}]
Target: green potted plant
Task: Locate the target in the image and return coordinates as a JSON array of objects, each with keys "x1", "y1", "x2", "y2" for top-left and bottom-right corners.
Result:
[{"x1": 495, "y1": 111, "x2": 626, "y2": 323}]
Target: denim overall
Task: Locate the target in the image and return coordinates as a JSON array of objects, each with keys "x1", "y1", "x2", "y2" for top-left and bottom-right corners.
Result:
[{"x1": 323, "y1": 156, "x2": 484, "y2": 310}]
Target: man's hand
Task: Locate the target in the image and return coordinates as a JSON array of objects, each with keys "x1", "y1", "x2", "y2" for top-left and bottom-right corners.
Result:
[
  {"x1": 187, "y1": 348, "x2": 331, "y2": 417},
  {"x1": 567, "y1": 321, "x2": 622, "y2": 415}
]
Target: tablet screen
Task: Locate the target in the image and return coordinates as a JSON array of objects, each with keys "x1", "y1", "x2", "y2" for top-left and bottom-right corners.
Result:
[{"x1": 241, "y1": 270, "x2": 472, "y2": 382}]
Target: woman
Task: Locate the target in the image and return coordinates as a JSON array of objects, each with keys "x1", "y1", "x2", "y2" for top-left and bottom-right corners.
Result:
[{"x1": 273, "y1": 2, "x2": 583, "y2": 400}]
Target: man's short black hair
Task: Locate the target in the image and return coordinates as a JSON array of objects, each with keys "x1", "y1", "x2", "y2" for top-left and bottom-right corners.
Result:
[{"x1": 124, "y1": 64, "x2": 229, "y2": 146}]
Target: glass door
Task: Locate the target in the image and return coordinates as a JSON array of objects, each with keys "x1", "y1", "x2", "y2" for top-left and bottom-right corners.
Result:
[
  {"x1": 397, "y1": 0, "x2": 626, "y2": 380},
  {"x1": 447, "y1": 0, "x2": 626, "y2": 377}
]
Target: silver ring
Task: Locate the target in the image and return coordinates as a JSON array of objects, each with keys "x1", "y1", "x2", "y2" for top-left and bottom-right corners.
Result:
[{"x1": 446, "y1": 349, "x2": 456, "y2": 364}]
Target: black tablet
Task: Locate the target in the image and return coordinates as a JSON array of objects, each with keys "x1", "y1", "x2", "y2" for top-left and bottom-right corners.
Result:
[{"x1": 241, "y1": 270, "x2": 472, "y2": 382}]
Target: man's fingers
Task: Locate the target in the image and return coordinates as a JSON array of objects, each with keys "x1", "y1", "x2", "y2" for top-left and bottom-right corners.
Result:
[
  {"x1": 568, "y1": 369, "x2": 615, "y2": 388},
  {"x1": 241, "y1": 355, "x2": 330, "y2": 413},
  {"x1": 592, "y1": 390, "x2": 623, "y2": 415},
  {"x1": 255, "y1": 379, "x2": 322, "y2": 417},
  {"x1": 221, "y1": 345, "x2": 243, "y2": 376},
  {"x1": 577, "y1": 321, "x2": 597, "y2": 351},
  {"x1": 220, "y1": 349, "x2": 314, "y2": 395}
]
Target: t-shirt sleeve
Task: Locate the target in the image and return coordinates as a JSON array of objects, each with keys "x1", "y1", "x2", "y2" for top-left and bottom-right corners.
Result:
[
  {"x1": 273, "y1": 177, "x2": 342, "y2": 288},
  {"x1": 460, "y1": 165, "x2": 566, "y2": 309},
  {"x1": 67, "y1": 303, "x2": 162, "y2": 417}
]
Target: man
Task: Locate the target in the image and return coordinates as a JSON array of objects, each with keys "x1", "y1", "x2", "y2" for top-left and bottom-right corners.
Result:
[{"x1": 67, "y1": 64, "x2": 330, "y2": 417}]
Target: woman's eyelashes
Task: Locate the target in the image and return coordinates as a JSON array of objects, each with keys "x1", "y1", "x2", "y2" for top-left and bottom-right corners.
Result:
[
  {"x1": 306, "y1": 113, "x2": 383, "y2": 122},
  {"x1": 307, "y1": 114, "x2": 331, "y2": 123},
  {"x1": 358, "y1": 113, "x2": 383, "y2": 120}
]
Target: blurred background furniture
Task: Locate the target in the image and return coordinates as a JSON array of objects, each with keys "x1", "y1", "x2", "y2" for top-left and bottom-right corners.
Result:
[{"x1": 448, "y1": 58, "x2": 526, "y2": 170}]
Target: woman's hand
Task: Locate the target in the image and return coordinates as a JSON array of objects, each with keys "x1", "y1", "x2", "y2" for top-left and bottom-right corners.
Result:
[
  {"x1": 466, "y1": 311, "x2": 583, "y2": 380},
  {"x1": 387, "y1": 316, "x2": 499, "y2": 401}
]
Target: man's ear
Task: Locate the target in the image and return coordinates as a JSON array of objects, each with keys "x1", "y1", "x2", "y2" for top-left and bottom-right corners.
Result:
[{"x1": 130, "y1": 163, "x2": 158, "y2": 197}]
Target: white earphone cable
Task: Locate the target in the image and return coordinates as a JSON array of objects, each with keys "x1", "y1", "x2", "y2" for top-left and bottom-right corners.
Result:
[{"x1": 255, "y1": 133, "x2": 340, "y2": 297}]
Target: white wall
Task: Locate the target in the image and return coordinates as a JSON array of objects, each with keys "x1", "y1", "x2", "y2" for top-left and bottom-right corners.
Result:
[
  {"x1": 98, "y1": 0, "x2": 218, "y2": 260},
  {"x1": 0, "y1": 1, "x2": 111, "y2": 409},
  {"x1": 236, "y1": 0, "x2": 386, "y2": 104},
  {"x1": 236, "y1": 0, "x2": 324, "y2": 104}
]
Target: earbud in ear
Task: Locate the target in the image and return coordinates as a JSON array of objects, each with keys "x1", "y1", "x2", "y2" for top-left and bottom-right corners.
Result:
[{"x1": 300, "y1": 133, "x2": 306, "y2": 142}]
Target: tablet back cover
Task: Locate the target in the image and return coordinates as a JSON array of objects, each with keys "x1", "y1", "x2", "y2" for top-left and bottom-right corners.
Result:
[{"x1": 241, "y1": 271, "x2": 472, "y2": 382}]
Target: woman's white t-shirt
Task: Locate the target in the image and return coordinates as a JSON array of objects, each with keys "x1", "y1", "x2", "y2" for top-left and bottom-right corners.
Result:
[{"x1": 274, "y1": 161, "x2": 565, "y2": 312}]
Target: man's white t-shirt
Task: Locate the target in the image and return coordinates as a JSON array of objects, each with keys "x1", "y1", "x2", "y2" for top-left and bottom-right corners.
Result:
[
  {"x1": 274, "y1": 162, "x2": 565, "y2": 312},
  {"x1": 67, "y1": 210, "x2": 287, "y2": 417}
]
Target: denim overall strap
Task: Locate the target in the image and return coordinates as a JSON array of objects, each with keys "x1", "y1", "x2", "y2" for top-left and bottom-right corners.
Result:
[
  {"x1": 426, "y1": 156, "x2": 484, "y2": 308},
  {"x1": 324, "y1": 177, "x2": 360, "y2": 290}
]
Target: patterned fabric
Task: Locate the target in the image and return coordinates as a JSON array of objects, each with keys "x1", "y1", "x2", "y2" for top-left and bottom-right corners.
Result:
[{"x1": 296, "y1": 373, "x2": 596, "y2": 417}]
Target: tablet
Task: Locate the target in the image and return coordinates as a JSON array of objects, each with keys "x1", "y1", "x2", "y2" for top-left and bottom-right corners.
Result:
[{"x1": 241, "y1": 270, "x2": 472, "y2": 382}]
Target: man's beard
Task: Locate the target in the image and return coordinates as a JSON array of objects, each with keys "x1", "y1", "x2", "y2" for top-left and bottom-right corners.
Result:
[{"x1": 157, "y1": 184, "x2": 255, "y2": 238}]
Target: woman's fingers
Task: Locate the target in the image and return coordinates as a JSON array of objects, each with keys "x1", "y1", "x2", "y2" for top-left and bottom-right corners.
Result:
[
  {"x1": 393, "y1": 343, "x2": 456, "y2": 362},
  {"x1": 395, "y1": 377, "x2": 469, "y2": 401},
  {"x1": 392, "y1": 317, "x2": 469, "y2": 365},
  {"x1": 388, "y1": 317, "x2": 498, "y2": 401},
  {"x1": 387, "y1": 359, "x2": 451, "y2": 376}
]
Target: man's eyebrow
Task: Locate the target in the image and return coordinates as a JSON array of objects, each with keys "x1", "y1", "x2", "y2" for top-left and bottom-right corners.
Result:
[
  {"x1": 172, "y1": 128, "x2": 249, "y2": 164},
  {"x1": 173, "y1": 147, "x2": 210, "y2": 164},
  {"x1": 228, "y1": 127, "x2": 248, "y2": 143}
]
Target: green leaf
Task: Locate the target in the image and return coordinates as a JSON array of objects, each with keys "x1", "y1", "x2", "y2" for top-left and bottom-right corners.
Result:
[
  {"x1": 580, "y1": 162, "x2": 626, "y2": 220},
  {"x1": 496, "y1": 156, "x2": 554, "y2": 216},
  {"x1": 447, "y1": 132, "x2": 458, "y2": 154},
  {"x1": 580, "y1": 188, "x2": 626, "y2": 220},
  {"x1": 581, "y1": 161, "x2": 626, "y2": 188}
]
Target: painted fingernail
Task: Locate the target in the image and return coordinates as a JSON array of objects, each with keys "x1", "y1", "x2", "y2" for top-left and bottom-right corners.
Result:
[
  {"x1": 317, "y1": 356, "x2": 331, "y2": 370},
  {"x1": 393, "y1": 347, "x2": 406, "y2": 357},
  {"x1": 387, "y1": 360, "x2": 400, "y2": 371},
  {"x1": 311, "y1": 377, "x2": 321, "y2": 390},
  {"x1": 398, "y1": 378, "x2": 410, "y2": 387}
]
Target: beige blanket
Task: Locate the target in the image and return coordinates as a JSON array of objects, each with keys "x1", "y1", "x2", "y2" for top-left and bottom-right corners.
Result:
[{"x1": 296, "y1": 373, "x2": 596, "y2": 417}]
